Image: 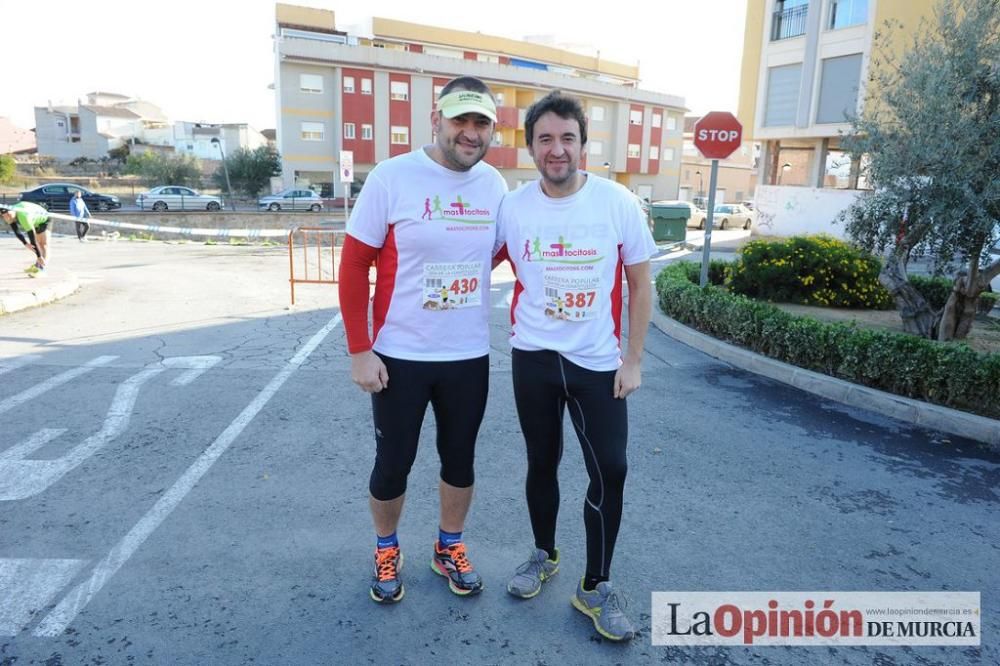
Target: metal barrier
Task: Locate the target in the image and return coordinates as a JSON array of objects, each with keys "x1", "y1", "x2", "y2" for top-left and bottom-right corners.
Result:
[{"x1": 287, "y1": 226, "x2": 346, "y2": 305}]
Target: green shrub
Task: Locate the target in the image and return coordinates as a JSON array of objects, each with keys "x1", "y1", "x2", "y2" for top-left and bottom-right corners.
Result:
[
  {"x1": 980, "y1": 292, "x2": 998, "y2": 315},
  {"x1": 727, "y1": 235, "x2": 894, "y2": 309},
  {"x1": 656, "y1": 262, "x2": 1000, "y2": 419}
]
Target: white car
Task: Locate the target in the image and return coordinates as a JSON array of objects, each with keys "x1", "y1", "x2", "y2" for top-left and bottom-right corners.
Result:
[
  {"x1": 257, "y1": 188, "x2": 323, "y2": 212},
  {"x1": 713, "y1": 203, "x2": 754, "y2": 230},
  {"x1": 138, "y1": 186, "x2": 223, "y2": 212}
]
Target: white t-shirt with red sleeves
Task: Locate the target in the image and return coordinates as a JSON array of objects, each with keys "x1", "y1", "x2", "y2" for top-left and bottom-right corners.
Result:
[
  {"x1": 495, "y1": 174, "x2": 657, "y2": 371},
  {"x1": 347, "y1": 147, "x2": 508, "y2": 362}
]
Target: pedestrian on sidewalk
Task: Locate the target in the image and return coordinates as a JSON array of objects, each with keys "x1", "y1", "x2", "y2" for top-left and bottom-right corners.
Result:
[
  {"x1": 1, "y1": 201, "x2": 51, "y2": 276},
  {"x1": 495, "y1": 91, "x2": 656, "y2": 642},
  {"x1": 70, "y1": 190, "x2": 91, "y2": 242}
]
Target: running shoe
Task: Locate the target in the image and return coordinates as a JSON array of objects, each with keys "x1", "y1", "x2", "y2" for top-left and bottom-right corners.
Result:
[
  {"x1": 507, "y1": 548, "x2": 559, "y2": 599},
  {"x1": 571, "y1": 578, "x2": 635, "y2": 642},
  {"x1": 24, "y1": 264, "x2": 40, "y2": 275},
  {"x1": 28, "y1": 267, "x2": 46, "y2": 279},
  {"x1": 431, "y1": 541, "x2": 483, "y2": 595},
  {"x1": 370, "y1": 546, "x2": 404, "y2": 604}
]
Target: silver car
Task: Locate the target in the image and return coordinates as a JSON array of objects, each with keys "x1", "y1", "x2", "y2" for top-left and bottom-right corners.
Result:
[
  {"x1": 138, "y1": 186, "x2": 223, "y2": 212},
  {"x1": 257, "y1": 188, "x2": 323, "y2": 212}
]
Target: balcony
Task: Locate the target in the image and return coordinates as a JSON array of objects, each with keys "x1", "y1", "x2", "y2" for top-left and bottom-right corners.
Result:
[{"x1": 771, "y1": 4, "x2": 809, "y2": 41}]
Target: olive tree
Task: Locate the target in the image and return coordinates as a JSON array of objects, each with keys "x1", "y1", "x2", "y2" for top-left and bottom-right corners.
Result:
[
  {"x1": 213, "y1": 146, "x2": 281, "y2": 198},
  {"x1": 840, "y1": 0, "x2": 1000, "y2": 341}
]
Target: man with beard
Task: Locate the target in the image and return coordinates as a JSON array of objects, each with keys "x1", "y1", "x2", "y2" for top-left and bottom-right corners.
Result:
[
  {"x1": 338, "y1": 76, "x2": 507, "y2": 603},
  {"x1": 495, "y1": 91, "x2": 656, "y2": 641}
]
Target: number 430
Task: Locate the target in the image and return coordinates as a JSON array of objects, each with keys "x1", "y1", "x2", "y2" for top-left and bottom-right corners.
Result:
[{"x1": 449, "y1": 278, "x2": 479, "y2": 294}]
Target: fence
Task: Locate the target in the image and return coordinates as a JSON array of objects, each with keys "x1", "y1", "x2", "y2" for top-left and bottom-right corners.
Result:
[{"x1": 288, "y1": 227, "x2": 346, "y2": 306}]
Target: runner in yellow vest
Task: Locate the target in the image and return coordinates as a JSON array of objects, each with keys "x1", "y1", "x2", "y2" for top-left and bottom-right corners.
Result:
[{"x1": 1, "y1": 201, "x2": 51, "y2": 276}]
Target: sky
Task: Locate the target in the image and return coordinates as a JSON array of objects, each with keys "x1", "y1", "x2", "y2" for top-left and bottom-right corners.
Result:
[{"x1": 1, "y1": 0, "x2": 747, "y2": 131}]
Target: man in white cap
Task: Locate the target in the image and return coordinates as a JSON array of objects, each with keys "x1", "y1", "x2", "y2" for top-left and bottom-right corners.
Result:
[{"x1": 338, "y1": 76, "x2": 508, "y2": 603}]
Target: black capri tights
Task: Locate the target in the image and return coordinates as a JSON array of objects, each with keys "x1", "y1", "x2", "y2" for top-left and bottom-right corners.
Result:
[
  {"x1": 368, "y1": 353, "x2": 489, "y2": 501},
  {"x1": 511, "y1": 348, "x2": 628, "y2": 579}
]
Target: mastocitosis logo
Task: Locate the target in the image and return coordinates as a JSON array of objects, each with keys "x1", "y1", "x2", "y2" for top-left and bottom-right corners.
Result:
[
  {"x1": 652, "y1": 592, "x2": 980, "y2": 646},
  {"x1": 518, "y1": 235, "x2": 602, "y2": 264},
  {"x1": 420, "y1": 193, "x2": 493, "y2": 224}
]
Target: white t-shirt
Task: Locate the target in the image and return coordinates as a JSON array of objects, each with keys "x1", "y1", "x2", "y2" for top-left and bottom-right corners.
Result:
[
  {"x1": 495, "y1": 173, "x2": 657, "y2": 371},
  {"x1": 347, "y1": 147, "x2": 508, "y2": 361}
]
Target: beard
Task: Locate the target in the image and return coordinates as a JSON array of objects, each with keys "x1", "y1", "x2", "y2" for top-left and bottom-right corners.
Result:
[
  {"x1": 539, "y1": 159, "x2": 577, "y2": 186},
  {"x1": 438, "y1": 135, "x2": 488, "y2": 171}
]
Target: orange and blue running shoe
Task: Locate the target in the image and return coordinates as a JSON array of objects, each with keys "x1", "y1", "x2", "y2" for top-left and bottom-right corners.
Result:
[
  {"x1": 370, "y1": 546, "x2": 404, "y2": 604},
  {"x1": 431, "y1": 541, "x2": 483, "y2": 596}
]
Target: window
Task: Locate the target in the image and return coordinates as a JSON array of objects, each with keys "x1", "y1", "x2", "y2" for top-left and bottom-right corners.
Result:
[
  {"x1": 772, "y1": 0, "x2": 809, "y2": 40},
  {"x1": 361, "y1": 78, "x2": 372, "y2": 95},
  {"x1": 652, "y1": 113, "x2": 662, "y2": 128},
  {"x1": 300, "y1": 74, "x2": 323, "y2": 93},
  {"x1": 491, "y1": 133, "x2": 503, "y2": 146},
  {"x1": 391, "y1": 125, "x2": 409, "y2": 145},
  {"x1": 343, "y1": 76, "x2": 355, "y2": 93},
  {"x1": 629, "y1": 110, "x2": 643, "y2": 125},
  {"x1": 477, "y1": 54, "x2": 499, "y2": 63},
  {"x1": 590, "y1": 105, "x2": 605, "y2": 122},
  {"x1": 627, "y1": 144, "x2": 641, "y2": 158},
  {"x1": 649, "y1": 146, "x2": 660, "y2": 160},
  {"x1": 829, "y1": 0, "x2": 868, "y2": 29},
  {"x1": 343, "y1": 123, "x2": 356, "y2": 139},
  {"x1": 666, "y1": 116, "x2": 677, "y2": 131},
  {"x1": 663, "y1": 148, "x2": 675, "y2": 161},
  {"x1": 390, "y1": 81, "x2": 409, "y2": 101},
  {"x1": 434, "y1": 85, "x2": 444, "y2": 99},
  {"x1": 764, "y1": 63, "x2": 802, "y2": 126},
  {"x1": 300, "y1": 122, "x2": 324, "y2": 141},
  {"x1": 588, "y1": 140, "x2": 603, "y2": 155},
  {"x1": 816, "y1": 54, "x2": 862, "y2": 123},
  {"x1": 361, "y1": 124, "x2": 373, "y2": 140}
]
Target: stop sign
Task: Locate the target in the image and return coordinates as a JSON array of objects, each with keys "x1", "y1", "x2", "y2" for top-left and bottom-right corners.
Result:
[{"x1": 693, "y1": 112, "x2": 743, "y2": 160}]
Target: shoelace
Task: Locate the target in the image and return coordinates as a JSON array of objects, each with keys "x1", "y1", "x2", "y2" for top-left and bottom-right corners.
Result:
[
  {"x1": 604, "y1": 588, "x2": 628, "y2": 613},
  {"x1": 515, "y1": 553, "x2": 547, "y2": 578},
  {"x1": 445, "y1": 543, "x2": 473, "y2": 573},
  {"x1": 375, "y1": 547, "x2": 399, "y2": 581}
]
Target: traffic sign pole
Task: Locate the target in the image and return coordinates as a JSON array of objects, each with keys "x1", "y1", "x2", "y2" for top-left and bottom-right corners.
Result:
[
  {"x1": 699, "y1": 159, "x2": 720, "y2": 288},
  {"x1": 692, "y1": 111, "x2": 742, "y2": 288}
]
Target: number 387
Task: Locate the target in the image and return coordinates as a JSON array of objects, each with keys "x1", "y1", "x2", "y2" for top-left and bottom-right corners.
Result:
[{"x1": 564, "y1": 291, "x2": 596, "y2": 308}]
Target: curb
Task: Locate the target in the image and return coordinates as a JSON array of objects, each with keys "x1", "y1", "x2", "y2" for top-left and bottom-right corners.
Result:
[
  {"x1": 0, "y1": 273, "x2": 80, "y2": 316},
  {"x1": 650, "y1": 308, "x2": 1000, "y2": 450}
]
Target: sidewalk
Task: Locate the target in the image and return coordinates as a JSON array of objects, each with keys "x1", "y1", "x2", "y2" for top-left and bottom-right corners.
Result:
[{"x1": 0, "y1": 239, "x2": 79, "y2": 315}]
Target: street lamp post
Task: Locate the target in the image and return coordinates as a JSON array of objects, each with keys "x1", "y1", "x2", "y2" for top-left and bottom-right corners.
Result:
[
  {"x1": 603, "y1": 161, "x2": 612, "y2": 180},
  {"x1": 779, "y1": 162, "x2": 792, "y2": 185},
  {"x1": 211, "y1": 137, "x2": 237, "y2": 211},
  {"x1": 695, "y1": 170, "x2": 704, "y2": 197}
]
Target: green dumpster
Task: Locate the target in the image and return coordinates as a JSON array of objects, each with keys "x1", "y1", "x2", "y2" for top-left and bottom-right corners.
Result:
[{"x1": 649, "y1": 202, "x2": 690, "y2": 243}]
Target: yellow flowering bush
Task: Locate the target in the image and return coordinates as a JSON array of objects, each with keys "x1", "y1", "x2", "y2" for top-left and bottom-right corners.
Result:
[{"x1": 727, "y1": 235, "x2": 894, "y2": 309}]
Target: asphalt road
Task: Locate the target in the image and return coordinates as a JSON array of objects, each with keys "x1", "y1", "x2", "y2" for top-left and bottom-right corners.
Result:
[{"x1": 0, "y1": 237, "x2": 997, "y2": 664}]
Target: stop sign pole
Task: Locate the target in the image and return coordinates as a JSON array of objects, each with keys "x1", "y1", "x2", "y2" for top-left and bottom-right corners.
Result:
[{"x1": 693, "y1": 112, "x2": 743, "y2": 287}]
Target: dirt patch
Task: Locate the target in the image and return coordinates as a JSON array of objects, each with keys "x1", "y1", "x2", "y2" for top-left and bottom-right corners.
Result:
[{"x1": 772, "y1": 303, "x2": 1000, "y2": 355}]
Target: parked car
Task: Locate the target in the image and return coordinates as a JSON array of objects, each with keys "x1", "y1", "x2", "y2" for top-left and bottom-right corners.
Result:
[
  {"x1": 137, "y1": 186, "x2": 223, "y2": 211},
  {"x1": 713, "y1": 203, "x2": 754, "y2": 230},
  {"x1": 257, "y1": 188, "x2": 323, "y2": 212},
  {"x1": 18, "y1": 183, "x2": 121, "y2": 212}
]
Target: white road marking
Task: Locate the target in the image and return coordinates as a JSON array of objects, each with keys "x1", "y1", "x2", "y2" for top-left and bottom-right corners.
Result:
[
  {"x1": 0, "y1": 367, "x2": 163, "y2": 501},
  {"x1": 0, "y1": 428, "x2": 67, "y2": 462},
  {"x1": 0, "y1": 356, "x2": 117, "y2": 416},
  {"x1": 33, "y1": 314, "x2": 342, "y2": 637},
  {"x1": 0, "y1": 355, "x2": 42, "y2": 376},
  {"x1": 163, "y1": 355, "x2": 222, "y2": 386},
  {"x1": 0, "y1": 558, "x2": 88, "y2": 636}
]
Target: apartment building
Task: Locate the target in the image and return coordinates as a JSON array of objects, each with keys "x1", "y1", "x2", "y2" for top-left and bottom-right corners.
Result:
[
  {"x1": 737, "y1": 0, "x2": 935, "y2": 234},
  {"x1": 34, "y1": 92, "x2": 266, "y2": 163},
  {"x1": 272, "y1": 4, "x2": 686, "y2": 199}
]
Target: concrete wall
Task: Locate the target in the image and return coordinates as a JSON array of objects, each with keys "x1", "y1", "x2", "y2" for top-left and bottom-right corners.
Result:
[{"x1": 752, "y1": 184, "x2": 862, "y2": 239}]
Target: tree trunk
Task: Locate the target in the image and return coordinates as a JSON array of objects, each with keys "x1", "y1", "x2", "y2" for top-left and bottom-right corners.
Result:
[
  {"x1": 937, "y1": 272, "x2": 983, "y2": 341},
  {"x1": 879, "y1": 250, "x2": 937, "y2": 337}
]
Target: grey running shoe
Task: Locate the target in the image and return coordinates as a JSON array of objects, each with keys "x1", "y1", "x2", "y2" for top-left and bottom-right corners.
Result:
[
  {"x1": 370, "y1": 546, "x2": 404, "y2": 603},
  {"x1": 506, "y1": 548, "x2": 559, "y2": 599},
  {"x1": 571, "y1": 578, "x2": 635, "y2": 642}
]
